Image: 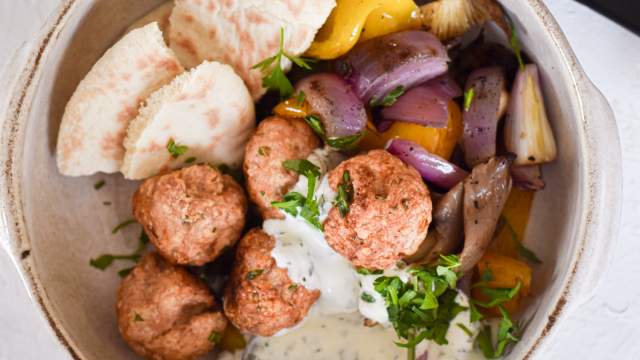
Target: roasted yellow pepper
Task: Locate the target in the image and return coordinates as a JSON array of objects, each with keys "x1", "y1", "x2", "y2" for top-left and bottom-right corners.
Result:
[
  {"x1": 472, "y1": 252, "x2": 532, "y2": 317},
  {"x1": 307, "y1": 0, "x2": 421, "y2": 60},
  {"x1": 359, "y1": 101, "x2": 463, "y2": 160},
  {"x1": 491, "y1": 188, "x2": 536, "y2": 258},
  {"x1": 273, "y1": 97, "x2": 311, "y2": 119}
]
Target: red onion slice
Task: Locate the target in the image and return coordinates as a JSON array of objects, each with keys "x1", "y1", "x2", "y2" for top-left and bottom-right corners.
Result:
[
  {"x1": 425, "y1": 74, "x2": 462, "y2": 99},
  {"x1": 296, "y1": 73, "x2": 367, "y2": 138},
  {"x1": 462, "y1": 66, "x2": 507, "y2": 167},
  {"x1": 381, "y1": 85, "x2": 450, "y2": 128},
  {"x1": 386, "y1": 139, "x2": 468, "y2": 189},
  {"x1": 338, "y1": 31, "x2": 449, "y2": 103},
  {"x1": 511, "y1": 164, "x2": 545, "y2": 191}
]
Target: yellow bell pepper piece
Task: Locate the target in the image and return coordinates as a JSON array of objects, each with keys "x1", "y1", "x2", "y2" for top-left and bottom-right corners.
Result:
[
  {"x1": 472, "y1": 252, "x2": 532, "y2": 317},
  {"x1": 491, "y1": 188, "x2": 536, "y2": 258},
  {"x1": 307, "y1": 0, "x2": 421, "y2": 60},
  {"x1": 359, "y1": 101, "x2": 463, "y2": 160},
  {"x1": 273, "y1": 97, "x2": 311, "y2": 119},
  {"x1": 360, "y1": 0, "x2": 422, "y2": 41}
]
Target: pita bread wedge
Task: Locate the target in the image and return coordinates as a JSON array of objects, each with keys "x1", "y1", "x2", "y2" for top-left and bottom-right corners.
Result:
[
  {"x1": 57, "y1": 22, "x2": 183, "y2": 176},
  {"x1": 121, "y1": 61, "x2": 255, "y2": 180},
  {"x1": 168, "y1": 0, "x2": 336, "y2": 100},
  {"x1": 125, "y1": 1, "x2": 174, "y2": 43}
]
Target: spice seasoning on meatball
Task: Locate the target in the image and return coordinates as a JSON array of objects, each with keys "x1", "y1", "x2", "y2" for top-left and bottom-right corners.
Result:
[
  {"x1": 117, "y1": 253, "x2": 227, "y2": 360},
  {"x1": 323, "y1": 150, "x2": 433, "y2": 269},
  {"x1": 132, "y1": 164, "x2": 247, "y2": 266},
  {"x1": 223, "y1": 229, "x2": 320, "y2": 336},
  {"x1": 243, "y1": 116, "x2": 320, "y2": 220}
]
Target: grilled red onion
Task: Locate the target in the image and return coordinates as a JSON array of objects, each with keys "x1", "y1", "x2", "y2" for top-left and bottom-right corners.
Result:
[
  {"x1": 511, "y1": 164, "x2": 545, "y2": 191},
  {"x1": 296, "y1": 73, "x2": 367, "y2": 138},
  {"x1": 386, "y1": 139, "x2": 468, "y2": 189},
  {"x1": 426, "y1": 74, "x2": 463, "y2": 99},
  {"x1": 381, "y1": 85, "x2": 450, "y2": 128},
  {"x1": 462, "y1": 67, "x2": 507, "y2": 167},
  {"x1": 504, "y1": 64, "x2": 557, "y2": 165},
  {"x1": 338, "y1": 31, "x2": 449, "y2": 103}
]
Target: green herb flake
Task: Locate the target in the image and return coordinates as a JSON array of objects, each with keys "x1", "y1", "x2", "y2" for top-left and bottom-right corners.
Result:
[
  {"x1": 274, "y1": 159, "x2": 323, "y2": 230},
  {"x1": 456, "y1": 323, "x2": 474, "y2": 337},
  {"x1": 361, "y1": 292, "x2": 376, "y2": 303},
  {"x1": 296, "y1": 90, "x2": 306, "y2": 106},
  {"x1": 112, "y1": 219, "x2": 137, "y2": 234},
  {"x1": 464, "y1": 88, "x2": 475, "y2": 112},
  {"x1": 134, "y1": 313, "x2": 144, "y2": 322},
  {"x1": 208, "y1": 331, "x2": 222, "y2": 344},
  {"x1": 246, "y1": 269, "x2": 264, "y2": 281},
  {"x1": 356, "y1": 267, "x2": 383, "y2": 276},
  {"x1": 167, "y1": 139, "x2": 188, "y2": 159},
  {"x1": 258, "y1": 146, "x2": 271, "y2": 156},
  {"x1": 184, "y1": 156, "x2": 197, "y2": 164},
  {"x1": 89, "y1": 254, "x2": 140, "y2": 271},
  {"x1": 370, "y1": 86, "x2": 405, "y2": 107},
  {"x1": 118, "y1": 267, "x2": 134, "y2": 278},
  {"x1": 288, "y1": 284, "x2": 298, "y2": 291},
  {"x1": 94, "y1": 180, "x2": 106, "y2": 190},
  {"x1": 326, "y1": 133, "x2": 364, "y2": 150},
  {"x1": 304, "y1": 115, "x2": 326, "y2": 138},
  {"x1": 252, "y1": 28, "x2": 315, "y2": 98},
  {"x1": 502, "y1": 217, "x2": 542, "y2": 264},
  {"x1": 333, "y1": 171, "x2": 354, "y2": 217},
  {"x1": 509, "y1": 25, "x2": 526, "y2": 70}
]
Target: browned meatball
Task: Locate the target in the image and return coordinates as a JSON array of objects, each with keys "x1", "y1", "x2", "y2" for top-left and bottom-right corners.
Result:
[
  {"x1": 244, "y1": 116, "x2": 320, "y2": 219},
  {"x1": 133, "y1": 164, "x2": 246, "y2": 266},
  {"x1": 324, "y1": 150, "x2": 432, "y2": 269},
  {"x1": 223, "y1": 229, "x2": 320, "y2": 336},
  {"x1": 117, "y1": 253, "x2": 227, "y2": 360}
]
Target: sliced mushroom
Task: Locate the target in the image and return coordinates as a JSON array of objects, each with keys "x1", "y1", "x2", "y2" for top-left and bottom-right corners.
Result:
[
  {"x1": 406, "y1": 181, "x2": 465, "y2": 264},
  {"x1": 459, "y1": 156, "x2": 512, "y2": 272}
]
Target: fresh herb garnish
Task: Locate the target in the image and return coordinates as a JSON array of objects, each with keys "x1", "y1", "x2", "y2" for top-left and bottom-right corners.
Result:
[
  {"x1": 356, "y1": 267, "x2": 383, "y2": 276},
  {"x1": 361, "y1": 292, "x2": 376, "y2": 303},
  {"x1": 246, "y1": 269, "x2": 264, "y2": 280},
  {"x1": 215, "y1": 163, "x2": 245, "y2": 183},
  {"x1": 272, "y1": 160, "x2": 323, "y2": 230},
  {"x1": 208, "y1": 331, "x2": 222, "y2": 344},
  {"x1": 295, "y1": 90, "x2": 306, "y2": 106},
  {"x1": 473, "y1": 281, "x2": 522, "y2": 308},
  {"x1": 501, "y1": 217, "x2": 542, "y2": 264},
  {"x1": 288, "y1": 284, "x2": 299, "y2": 291},
  {"x1": 184, "y1": 156, "x2": 197, "y2": 164},
  {"x1": 94, "y1": 180, "x2": 106, "y2": 190},
  {"x1": 118, "y1": 267, "x2": 133, "y2": 278},
  {"x1": 134, "y1": 313, "x2": 144, "y2": 322},
  {"x1": 258, "y1": 146, "x2": 271, "y2": 156},
  {"x1": 112, "y1": 219, "x2": 137, "y2": 234},
  {"x1": 333, "y1": 171, "x2": 354, "y2": 217},
  {"x1": 373, "y1": 255, "x2": 464, "y2": 359},
  {"x1": 326, "y1": 133, "x2": 364, "y2": 149},
  {"x1": 464, "y1": 88, "x2": 475, "y2": 112},
  {"x1": 456, "y1": 323, "x2": 474, "y2": 337},
  {"x1": 370, "y1": 86, "x2": 405, "y2": 107},
  {"x1": 507, "y1": 19, "x2": 525, "y2": 70},
  {"x1": 304, "y1": 115, "x2": 326, "y2": 137},
  {"x1": 167, "y1": 139, "x2": 188, "y2": 159},
  {"x1": 91, "y1": 230, "x2": 150, "y2": 272},
  {"x1": 252, "y1": 28, "x2": 315, "y2": 98}
]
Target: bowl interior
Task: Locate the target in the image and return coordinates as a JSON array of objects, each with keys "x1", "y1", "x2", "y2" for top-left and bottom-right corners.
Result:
[{"x1": 17, "y1": 0, "x2": 585, "y2": 359}]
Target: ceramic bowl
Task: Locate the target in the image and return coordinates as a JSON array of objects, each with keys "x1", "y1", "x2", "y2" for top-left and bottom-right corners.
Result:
[{"x1": 0, "y1": 0, "x2": 622, "y2": 359}]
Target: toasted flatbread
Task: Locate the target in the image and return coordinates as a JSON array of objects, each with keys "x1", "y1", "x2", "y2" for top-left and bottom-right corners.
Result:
[
  {"x1": 125, "y1": 1, "x2": 174, "y2": 43},
  {"x1": 121, "y1": 61, "x2": 255, "y2": 180},
  {"x1": 56, "y1": 22, "x2": 183, "y2": 176},
  {"x1": 168, "y1": 0, "x2": 336, "y2": 100}
]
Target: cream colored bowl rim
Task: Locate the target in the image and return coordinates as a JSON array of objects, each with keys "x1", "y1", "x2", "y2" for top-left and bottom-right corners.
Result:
[{"x1": 0, "y1": 0, "x2": 623, "y2": 359}]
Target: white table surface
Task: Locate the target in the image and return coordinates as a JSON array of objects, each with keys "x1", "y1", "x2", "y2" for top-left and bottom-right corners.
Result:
[{"x1": 1, "y1": 0, "x2": 639, "y2": 358}]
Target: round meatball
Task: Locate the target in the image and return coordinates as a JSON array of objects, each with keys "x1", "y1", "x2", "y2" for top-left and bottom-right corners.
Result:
[
  {"x1": 324, "y1": 150, "x2": 432, "y2": 269},
  {"x1": 133, "y1": 164, "x2": 246, "y2": 266},
  {"x1": 244, "y1": 116, "x2": 320, "y2": 219},
  {"x1": 223, "y1": 229, "x2": 320, "y2": 336},
  {"x1": 117, "y1": 253, "x2": 227, "y2": 360}
]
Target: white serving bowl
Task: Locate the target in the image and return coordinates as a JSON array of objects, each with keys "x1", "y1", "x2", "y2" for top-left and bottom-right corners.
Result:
[{"x1": 0, "y1": 0, "x2": 622, "y2": 359}]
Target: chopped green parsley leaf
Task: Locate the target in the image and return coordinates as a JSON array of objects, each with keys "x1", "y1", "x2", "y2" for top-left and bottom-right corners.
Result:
[
  {"x1": 464, "y1": 88, "x2": 475, "y2": 112},
  {"x1": 134, "y1": 313, "x2": 144, "y2": 322},
  {"x1": 370, "y1": 86, "x2": 405, "y2": 107},
  {"x1": 295, "y1": 90, "x2": 307, "y2": 106},
  {"x1": 184, "y1": 156, "x2": 197, "y2": 164},
  {"x1": 326, "y1": 133, "x2": 364, "y2": 150},
  {"x1": 118, "y1": 267, "x2": 133, "y2": 278},
  {"x1": 456, "y1": 323, "x2": 474, "y2": 337},
  {"x1": 91, "y1": 230, "x2": 150, "y2": 272},
  {"x1": 501, "y1": 216, "x2": 542, "y2": 264},
  {"x1": 304, "y1": 115, "x2": 326, "y2": 138},
  {"x1": 93, "y1": 180, "x2": 106, "y2": 190},
  {"x1": 252, "y1": 28, "x2": 315, "y2": 98},
  {"x1": 356, "y1": 267, "x2": 383, "y2": 276},
  {"x1": 208, "y1": 331, "x2": 222, "y2": 344},
  {"x1": 111, "y1": 219, "x2": 137, "y2": 234},
  {"x1": 273, "y1": 160, "x2": 323, "y2": 230},
  {"x1": 361, "y1": 292, "x2": 376, "y2": 303},
  {"x1": 333, "y1": 170, "x2": 354, "y2": 217},
  {"x1": 167, "y1": 139, "x2": 188, "y2": 159},
  {"x1": 246, "y1": 269, "x2": 264, "y2": 281}
]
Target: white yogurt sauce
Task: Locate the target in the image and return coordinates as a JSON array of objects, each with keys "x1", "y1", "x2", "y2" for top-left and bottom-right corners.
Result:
[{"x1": 254, "y1": 147, "x2": 484, "y2": 359}]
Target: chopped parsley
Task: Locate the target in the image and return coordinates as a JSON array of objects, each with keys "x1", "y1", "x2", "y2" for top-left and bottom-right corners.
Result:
[
  {"x1": 501, "y1": 217, "x2": 542, "y2": 264},
  {"x1": 304, "y1": 115, "x2": 326, "y2": 137},
  {"x1": 93, "y1": 180, "x2": 106, "y2": 190},
  {"x1": 246, "y1": 269, "x2": 264, "y2": 280},
  {"x1": 509, "y1": 27, "x2": 525, "y2": 70},
  {"x1": 295, "y1": 90, "x2": 306, "y2": 106},
  {"x1": 464, "y1": 88, "x2": 475, "y2": 112},
  {"x1": 373, "y1": 255, "x2": 464, "y2": 359},
  {"x1": 333, "y1": 170, "x2": 354, "y2": 217},
  {"x1": 272, "y1": 160, "x2": 323, "y2": 230},
  {"x1": 258, "y1": 146, "x2": 271, "y2": 156},
  {"x1": 456, "y1": 323, "x2": 474, "y2": 337},
  {"x1": 252, "y1": 28, "x2": 315, "y2": 98},
  {"x1": 361, "y1": 292, "x2": 376, "y2": 303},
  {"x1": 118, "y1": 267, "x2": 133, "y2": 278},
  {"x1": 133, "y1": 313, "x2": 144, "y2": 322},
  {"x1": 288, "y1": 284, "x2": 299, "y2": 291},
  {"x1": 370, "y1": 86, "x2": 405, "y2": 107},
  {"x1": 304, "y1": 114, "x2": 363, "y2": 149},
  {"x1": 208, "y1": 331, "x2": 222, "y2": 344},
  {"x1": 184, "y1": 156, "x2": 197, "y2": 164},
  {"x1": 111, "y1": 219, "x2": 137, "y2": 234},
  {"x1": 167, "y1": 139, "x2": 188, "y2": 159},
  {"x1": 356, "y1": 267, "x2": 383, "y2": 276},
  {"x1": 91, "y1": 230, "x2": 150, "y2": 272}
]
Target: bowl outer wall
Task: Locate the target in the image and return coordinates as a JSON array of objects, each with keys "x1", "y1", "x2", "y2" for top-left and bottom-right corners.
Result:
[{"x1": 0, "y1": 0, "x2": 622, "y2": 359}]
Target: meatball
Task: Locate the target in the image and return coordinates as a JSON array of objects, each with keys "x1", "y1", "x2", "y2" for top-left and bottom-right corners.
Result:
[
  {"x1": 223, "y1": 229, "x2": 320, "y2": 336},
  {"x1": 244, "y1": 116, "x2": 320, "y2": 219},
  {"x1": 117, "y1": 253, "x2": 227, "y2": 360},
  {"x1": 133, "y1": 164, "x2": 246, "y2": 266},
  {"x1": 324, "y1": 150, "x2": 432, "y2": 269}
]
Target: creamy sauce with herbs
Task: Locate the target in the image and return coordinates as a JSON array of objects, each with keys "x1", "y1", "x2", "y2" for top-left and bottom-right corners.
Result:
[{"x1": 253, "y1": 147, "x2": 484, "y2": 359}]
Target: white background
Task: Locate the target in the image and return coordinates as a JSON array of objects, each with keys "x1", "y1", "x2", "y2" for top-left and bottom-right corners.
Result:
[{"x1": 1, "y1": 0, "x2": 639, "y2": 358}]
